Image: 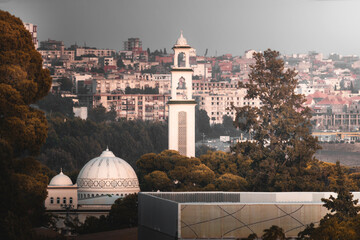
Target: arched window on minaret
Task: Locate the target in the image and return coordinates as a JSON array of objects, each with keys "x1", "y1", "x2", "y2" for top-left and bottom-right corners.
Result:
[
  {"x1": 178, "y1": 52, "x2": 186, "y2": 67},
  {"x1": 177, "y1": 77, "x2": 186, "y2": 90}
]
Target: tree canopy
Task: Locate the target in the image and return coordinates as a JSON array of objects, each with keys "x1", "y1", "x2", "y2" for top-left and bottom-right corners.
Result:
[
  {"x1": 298, "y1": 162, "x2": 360, "y2": 240},
  {"x1": 0, "y1": 10, "x2": 52, "y2": 239},
  {"x1": 232, "y1": 49, "x2": 321, "y2": 191}
]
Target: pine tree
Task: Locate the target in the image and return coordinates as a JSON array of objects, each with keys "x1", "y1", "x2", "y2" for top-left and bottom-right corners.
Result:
[
  {"x1": 232, "y1": 49, "x2": 321, "y2": 191},
  {"x1": 322, "y1": 162, "x2": 360, "y2": 221}
]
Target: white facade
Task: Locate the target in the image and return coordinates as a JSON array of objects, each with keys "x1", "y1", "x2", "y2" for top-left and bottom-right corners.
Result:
[
  {"x1": 168, "y1": 32, "x2": 196, "y2": 157},
  {"x1": 24, "y1": 22, "x2": 38, "y2": 49},
  {"x1": 73, "y1": 107, "x2": 88, "y2": 120},
  {"x1": 45, "y1": 170, "x2": 78, "y2": 211},
  {"x1": 45, "y1": 149, "x2": 140, "y2": 210}
]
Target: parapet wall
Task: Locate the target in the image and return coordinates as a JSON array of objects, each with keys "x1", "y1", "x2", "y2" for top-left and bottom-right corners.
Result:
[{"x1": 139, "y1": 192, "x2": 360, "y2": 239}]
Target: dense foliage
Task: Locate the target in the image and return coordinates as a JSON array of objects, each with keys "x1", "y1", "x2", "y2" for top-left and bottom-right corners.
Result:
[
  {"x1": 136, "y1": 150, "x2": 358, "y2": 193},
  {"x1": 195, "y1": 107, "x2": 241, "y2": 141},
  {"x1": 66, "y1": 194, "x2": 138, "y2": 234},
  {"x1": 298, "y1": 162, "x2": 360, "y2": 239},
  {"x1": 0, "y1": 10, "x2": 52, "y2": 239},
  {"x1": 36, "y1": 92, "x2": 74, "y2": 118},
  {"x1": 232, "y1": 49, "x2": 321, "y2": 191},
  {"x1": 38, "y1": 117, "x2": 168, "y2": 172}
]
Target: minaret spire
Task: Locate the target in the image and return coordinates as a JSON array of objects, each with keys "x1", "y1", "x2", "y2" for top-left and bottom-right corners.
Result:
[{"x1": 168, "y1": 32, "x2": 196, "y2": 157}]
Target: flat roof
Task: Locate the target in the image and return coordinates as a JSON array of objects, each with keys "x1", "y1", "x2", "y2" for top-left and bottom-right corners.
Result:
[{"x1": 140, "y1": 191, "x2": 360, "y2": 204}]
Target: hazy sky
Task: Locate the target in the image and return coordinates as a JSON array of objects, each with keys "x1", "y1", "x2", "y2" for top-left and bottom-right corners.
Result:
[{"x1": 1, "y1": 0, "x2": 360, "y2": 57}]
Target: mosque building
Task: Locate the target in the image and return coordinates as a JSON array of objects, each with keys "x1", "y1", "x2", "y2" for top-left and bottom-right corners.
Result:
[{"x1": 45, "y1": 148, "x2": 140, "y2": 223}]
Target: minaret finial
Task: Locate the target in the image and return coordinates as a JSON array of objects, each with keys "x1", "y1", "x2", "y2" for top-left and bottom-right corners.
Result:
[
  {"x1": 106, "y1": 146, "x2": 109, "y2": 151},
  {"x1": 60, "y1": 168, "x2": 63, "y2": 174}
]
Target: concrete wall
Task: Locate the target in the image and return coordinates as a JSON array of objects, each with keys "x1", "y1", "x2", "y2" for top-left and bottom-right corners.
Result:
[{"x1": 138, "y1": 193, "x2": 179, "y2": 239}]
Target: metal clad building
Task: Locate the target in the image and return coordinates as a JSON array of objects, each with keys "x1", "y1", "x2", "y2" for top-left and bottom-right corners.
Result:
[{"x1": 138, "y1": 192, "x2": 360, "y2": 239}]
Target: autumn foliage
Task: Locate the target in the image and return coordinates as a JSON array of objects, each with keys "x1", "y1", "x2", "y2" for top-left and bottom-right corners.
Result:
[{"x1": 0, "y1": 10, "x2": 52, "y2": 239}]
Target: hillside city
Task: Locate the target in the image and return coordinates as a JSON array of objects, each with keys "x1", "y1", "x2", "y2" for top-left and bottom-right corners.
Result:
[
  {"x1": 25, "y1": 23, "x2": 360, "y2": 144},
  {"x1": 0, "y1": 13, "x2": 357, "y2": 240}
]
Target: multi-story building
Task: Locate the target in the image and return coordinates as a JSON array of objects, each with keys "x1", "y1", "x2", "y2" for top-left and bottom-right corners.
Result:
[
  {"x1": 197, "y1": 88, "x2": 261, "y2": 124},
  {"x1": 93, "y1": 93, "x2": 170, "y2": 121},
  {"x1": 39, "y1": 39, "x2": 64, "y2": 51},
  {"x1": 124, "y1": 38, "x2": 142, "y2": 51},
  {"x1": 93, "y1": 74, "x2": 171, "y2": 95},
  {"x1": 24, "y1": 22, "x2": 38, "y2": 49},
  {"x1": 75, "y1": 47, "x2": 116, "y2": 58},
  {"x1": 122, "y1": 38, "x2": 148, "y2": 62}
]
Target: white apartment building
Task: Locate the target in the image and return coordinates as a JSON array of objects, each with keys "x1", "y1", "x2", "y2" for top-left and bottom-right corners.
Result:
[
  {"x1": 24, "y1": 22, "x2": 38, "y2": 49},
  {"x1": 72, "y1": 73, "x2": 93, "y2": 93},
  {"x1": 93, "y1": 93, "x2": 170, "y2": 121},
  {"x1": 99, "y1": 57, "x2": 115, "y2": 67},
  {"x1": 75, "y1": 48, "x2": 116, "y2": 57},
  {"x1": 93, "y1": 75, "x2": 171, "y2": 95},
  {"x1": 197, "y1": 88, "x2": 261, "y2": 124}
]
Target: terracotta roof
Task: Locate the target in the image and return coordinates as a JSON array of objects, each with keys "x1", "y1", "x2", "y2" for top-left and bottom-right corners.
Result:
[{"x1": 309, "y1": 91, "x2": 328, "y2": 99}]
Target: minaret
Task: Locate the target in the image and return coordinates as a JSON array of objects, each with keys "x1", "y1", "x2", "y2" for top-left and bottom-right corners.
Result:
[{"x1": 168, "y1": 32, "x2": 196, "y2": 157}]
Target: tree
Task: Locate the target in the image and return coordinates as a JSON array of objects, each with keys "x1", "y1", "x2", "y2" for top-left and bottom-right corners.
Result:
[
  {"x1": 262, "y1": 225, "x2": 286, "y2": 240},
  {"x1": 58, "y1": 77, "x2": 73, "y2": 92},
  {"x1": 232, "y1": 49, "x2": 320, "y2": 191},
  {"x1": 195, "y1": 107, "x2": 211, "y2": 141},
  {"x1": 222, "y1": 115, "x2": 234, "y2": 129},
  {"x1": 136, "y1": 150, "x2": 216, "y2": 191},
  {"x1": 143, "y1": 170, "x2": 172, "y2": 191},
  {"x1": 88, "y1": 104, "x2": 116, "y2": 122},
  {"x1": 322, "y1": 162, "x2": 360, "y2": 221},
  {"x1": 298, "y1": 162, "x2": 360, "y2": 240},
  {"x1": 214, "y1": 173, "x2": 247, "y2": 191},
  {"x1": 117, "y1": 57, "x2": 125, "y2": 69},
  {"x1": 0, "y1": 10, "x2": 51, "y2": 239},
  {"x1": 108, "y1": 194, "x2": 138, "y2": 228},
  {"x1": 36, "y1": 92, "x2": 74, "y2": 117}
]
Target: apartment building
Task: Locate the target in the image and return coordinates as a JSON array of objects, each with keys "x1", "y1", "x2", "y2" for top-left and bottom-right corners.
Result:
[
  {"x1": 24, "y1": 22, "x2": 38, "y2": 49},
  {"x1": 93, "y1": 93, "x2": 170, "y2": 121},
  {"x1": 75, "y1": 47, "x2": 116, "y2": 57},
  {"x1": 197, "y1": 88, "x2": 261, "y2": 124}
]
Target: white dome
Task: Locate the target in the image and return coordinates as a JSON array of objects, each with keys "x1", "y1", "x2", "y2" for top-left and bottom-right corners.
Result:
[
  {"x1": 49, "y1": 170, "x2": 73, "y2": 186},
  {"x1": 76, "y1": 148, "x2": 139, "y2": 195},
  {"x1": 176, "y1": 31, "x2": 188, "y2": 46}
]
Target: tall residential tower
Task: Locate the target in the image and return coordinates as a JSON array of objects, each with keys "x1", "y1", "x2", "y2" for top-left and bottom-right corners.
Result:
[{"x1": 168, "y1": 32, "x2": 196, "y2": 157}]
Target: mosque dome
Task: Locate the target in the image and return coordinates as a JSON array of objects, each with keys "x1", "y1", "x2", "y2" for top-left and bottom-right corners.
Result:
[
  {"x1": 49, "y1": 170, "x2": 73, "y2": 186},
  {"x1": 76, "y1": 148, "x2": 140, "y2": 199},
  {"x1": 176, "y1": 31, "x2": 188, "y2": 46}
]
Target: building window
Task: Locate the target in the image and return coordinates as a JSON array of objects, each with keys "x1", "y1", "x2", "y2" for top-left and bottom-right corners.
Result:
[
  {"x1": 57, "y1": 197, "x2": 60, "y2": 204},
  {"x1": 63, "y1": 197, "x2": 66, "y2": 204},
  {"x1": 50, "y1": 197, "x2": 54, "y2": 204}
]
